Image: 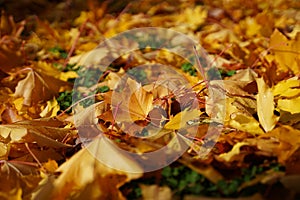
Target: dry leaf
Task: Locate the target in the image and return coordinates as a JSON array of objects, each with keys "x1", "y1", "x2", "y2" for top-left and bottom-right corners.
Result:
[
  {"x1": 272, "y1": 77, "x2": 300, "y2": 98},
  {"x1": 277, "y1": 97, "x2": 300, "y2": 114},
  {"x1": 256, "y1": 77, "x2": 277, "y2": 132},
  {"x1": 164, "y1": 109, "x2": 202, "y2": 130},
  {"x1": 217, "y1": 142, "x2": 249, "y2": 162},
  {"x1": 140, "y1": 184, "x2": 172, "y2": 200},
  {"x1": 38, "y1": 137, "x2": 143, "y2": 200},
  {"x1": 0, "y1": 118, "x2": 74, "y2": 148},
  {"x1": 14, "y1": 70, "x2": 66, "y2": 106},
  {"x1": 269, "y1": 29, "x2": 300, "y2": 74},
  {"x1": 229, "y1": 112, "x2": 264, "y2": 135},
  {"x1": 112, "y1": 78, "x2": 154, "y2": 122},
  {"x1": 40, "y1": 98, "x2": 60, "y2": 118}
]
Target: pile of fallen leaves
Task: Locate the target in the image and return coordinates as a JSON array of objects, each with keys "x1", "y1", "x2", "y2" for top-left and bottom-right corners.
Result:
[{"x1": 1, "y1": 0, "x2": 300, "y2": 199}]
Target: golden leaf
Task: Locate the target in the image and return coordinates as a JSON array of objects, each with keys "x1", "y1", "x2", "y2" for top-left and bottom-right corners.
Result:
[
  {"x1": 277, "y1": 97, "x2": 300, "y2": 114},
  {"x1": 270, "y1": 29, "x2": 300, "y2": 74},
  {"x1": 273, "y1": 77, "x2": 300, "y2": 98},
  {"x1": 14, "y1": 70, "x2": 65, "y2": 106},
  {"x1": 218, "y1": 142, "x2": 249, "y2": 162},
  {"x1": 40, "y1": 98, "x2": 60, "y2": 118},
  {"x1": 256, "y1": 77, "x2": 277, "y2": 132},
  {"x1": 140, "y1": 184, "x2": 172, "y2": 200},
  {"x1": 164, "y1": 109, "x2": 202, "y2": 130},
  {"x1": 229, "y1": 112, "x2": 264, "y2": 135},
  {"x1": 43, "y1": 137, "x2": 143, "y2": 199},
  {"x1": 112, "y1": 78, "x2": 154, "y2": 122}
]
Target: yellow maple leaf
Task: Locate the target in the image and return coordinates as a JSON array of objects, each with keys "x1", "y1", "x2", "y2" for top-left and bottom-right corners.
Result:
[
  {"x1": 176, "y1": 6, "x2": 207, "y2": 31},
  {"x1": 164, "y1": 109, "x2": 202, "y2": 130},
  {"x1": 277, "y1": 97, "x2": 300, "y2": 114},
  {"x1": 40, "y1": 98, "x2": 60, "y2": 118},
  {"x1": 273, "y1": 77, "x2": 300, "y2": 98},
  {"x1": 229, "y1": 112, "x2": 264, "y2": 135},
  {"x1": 240, "y1": 17, "x2": 262, "y2": 37},
  {"x1": 270, "y1": 29, "x2": 300, "y2": 74}
]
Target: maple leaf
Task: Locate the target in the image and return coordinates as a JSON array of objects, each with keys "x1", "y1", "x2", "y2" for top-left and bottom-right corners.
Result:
[
  {"x1": 34, "y1": 137, "x2": 143, "y2": 200},
  {"x1": 14, "y1": 69, "x2": 67, "y2": 106},
  {"x1": 269, "y1": 29, "x2": 300, "y2": 75},
  {"x1": 129, "y1": 86, "x2": 154, "y2": 122},
  {"x1": 272, "y1": 77, "x2": 300, "y2": 114},
  {"x1": 0, "y1": 161, "x2": 42, "y2": 200},
  {"x1": 164, "y1": 109, "x2": 202, "y2": 130},
  {"x1": 112, "y1": 78, "x2": 154, "y2": 122},
  {"x1": 0, "y1": 118, "x2": 74, "y2": 148},
  {"x1": 175, "y1": 6, "x2": 207, "y2": 32},
  {"x1": 277, "y1": 97, "x2": 300, "y2": 114},
  {"x1": 2, "y1": 1, "x2": 300, "y2": 199},
  {"x1": 273, "y1": 77, "x2": 300, "y2": 98}
]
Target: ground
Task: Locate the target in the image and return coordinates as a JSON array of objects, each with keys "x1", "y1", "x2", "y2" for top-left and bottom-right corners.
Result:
[{"x1": 0, "y1": 0, "x2": 300, "y2": 199}]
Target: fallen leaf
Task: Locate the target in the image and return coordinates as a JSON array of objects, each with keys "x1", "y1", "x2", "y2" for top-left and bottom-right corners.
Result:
[
  {"x1": 0, "y1": 119, "x2": 74, "y2": 148},
  {"x1": 164, "y1": 109, "x2": 202, "y2": 130},
  {"x1": 229, "y1": 112, "x2": 264, "y2": 135},
  {"x1": 14, "y1": 70, "x2": 66, "y2": 106},
  {"x1": 38, "y1": 137, "x2": 143, "y2": 200},
  {"x1": 40, "y1": 98, "x2": 60, "y2": 118},
  {"x1": 179, "y1": 156, "x2": 224, "y2": 184},
  {"x1": 112, "y1": 78, "x2": 154, "y2": 122},
  {"x1": 0, "y1": 161, "x2": 42, "y2": 200},
  {"x1": 129, "y1": 85, "x2": 154, "y2": 122},
  {"x1": 277, "y1": 97, "x2": 300, "y2": 114},
  {"x1": 265, "y1": 126, "x2": 300, "y2": 164},
  {"x1": 269, "y1": 29, "x2": 300, "y2": 74},
  {"x1": 0, "y1": 33, "x2": 23, "y2": 72},
  {"x1": 217, "y1": 142, "x2": 249, "y2": 162},
  {"x1": 256, "y1": 77, "x2": 277, "y2": 132},
  {"x1": 272, "y1": 77, "x2": 300, "y2": 98},
  {"x1": 140, "y1": 184, "x2": 172, "y2": 200}
]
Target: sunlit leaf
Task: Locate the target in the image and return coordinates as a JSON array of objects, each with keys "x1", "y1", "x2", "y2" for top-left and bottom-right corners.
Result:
[
  {"x1": 256, "y1": 77, "x2": 278, "y2": 132},
  {"x1": 164, "y1": 109, "x2": 202, "y2": 130}
]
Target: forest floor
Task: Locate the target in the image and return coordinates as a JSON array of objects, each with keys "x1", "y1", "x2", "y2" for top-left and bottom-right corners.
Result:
[{"x1": 0, "y1": 0, "x2": 300, "y2": 199}]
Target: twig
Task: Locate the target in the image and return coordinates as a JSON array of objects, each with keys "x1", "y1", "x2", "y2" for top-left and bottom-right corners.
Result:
[
  {"x1": 25, "y1": 143, "x2": 44, "y2": 169},
  {"x1": 193, "y1": 46, "x2": 209, "y2": 89}
]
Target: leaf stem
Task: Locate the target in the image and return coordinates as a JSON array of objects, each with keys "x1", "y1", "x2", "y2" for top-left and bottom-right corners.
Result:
[{"x1": 25, "y1": 143, "x2": 44, "y2": 169}]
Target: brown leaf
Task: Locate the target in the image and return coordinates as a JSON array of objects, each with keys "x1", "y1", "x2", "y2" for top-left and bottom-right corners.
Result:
[
  {"x1": 0, "y1": 33, "x2": 23, "y2": 72},
  {"x1": 36, "y1": 137, "x2": 143, "y2": 199},
  {"x1": 0, "y1": 118, "x2": 74, "y2": 148},
  {"x1": 14, "y1": 70, "x2": 66, "y2": 106},
  {"x1": 280, "y1": 175, "x2": 300, "y2": 193},
  {"x1": 112, "y1": 78, "x2": 154, "y2": 122}
]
